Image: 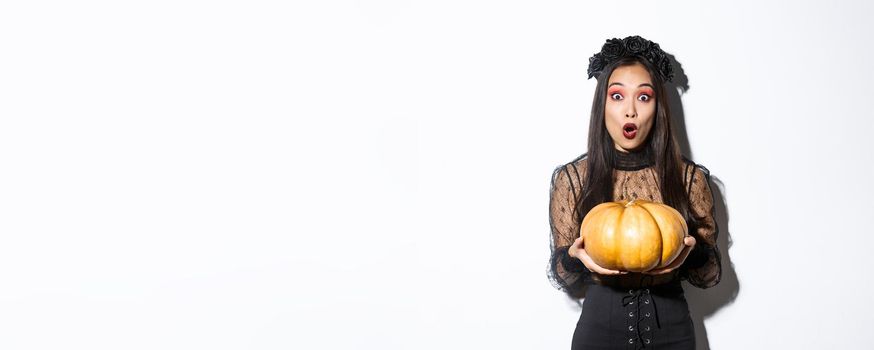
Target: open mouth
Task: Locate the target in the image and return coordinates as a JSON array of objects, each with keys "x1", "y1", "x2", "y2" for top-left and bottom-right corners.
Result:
[{"x1": 622, "y1": 123, "x2": 638, "y2": 139}]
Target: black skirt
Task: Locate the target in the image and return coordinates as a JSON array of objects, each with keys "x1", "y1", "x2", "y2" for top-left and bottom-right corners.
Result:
[{"x1": 571, "y1": 280, "x2": 695, "y2": 350}]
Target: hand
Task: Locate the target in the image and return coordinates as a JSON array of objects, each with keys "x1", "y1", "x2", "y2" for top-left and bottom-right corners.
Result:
[
  {"x1": 643, "y1": 235, "x2": 697, "y2": 275},
  {"x1": 568, "y1": 236, "x2": 628, "y2": 276}
]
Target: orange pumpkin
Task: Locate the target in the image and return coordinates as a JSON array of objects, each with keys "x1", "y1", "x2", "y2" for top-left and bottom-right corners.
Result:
[{"x1": 580, "y1": 199, "x2": 687, "y2": 272}]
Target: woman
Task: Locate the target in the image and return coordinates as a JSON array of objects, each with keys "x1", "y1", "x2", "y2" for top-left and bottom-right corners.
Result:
[{"x1": 547, "y1": 36, "x2": 722, "y2": 349}]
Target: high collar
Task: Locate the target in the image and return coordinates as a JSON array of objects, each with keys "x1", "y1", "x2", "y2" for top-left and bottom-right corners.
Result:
[{"x1": 612, "y1": 148, "x2": 654, "y2": 171}]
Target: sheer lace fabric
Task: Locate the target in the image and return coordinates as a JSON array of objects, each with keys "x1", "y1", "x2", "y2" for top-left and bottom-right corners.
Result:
[{"x1": 547, "y1": 152, "x2": 721, "y2": 297}]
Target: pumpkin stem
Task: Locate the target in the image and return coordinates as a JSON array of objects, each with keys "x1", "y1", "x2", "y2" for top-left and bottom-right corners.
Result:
[{"x1": 626, "y1": 199, "x2": 637, "y2": 207}]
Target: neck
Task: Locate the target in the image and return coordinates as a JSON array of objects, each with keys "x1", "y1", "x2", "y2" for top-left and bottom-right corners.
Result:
[{"x1": 612, "y1": 147, "x2": 654, "y2": 170}]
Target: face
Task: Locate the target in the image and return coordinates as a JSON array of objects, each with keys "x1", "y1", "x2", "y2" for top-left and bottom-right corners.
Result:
[{"x1": 604, "y1": 62, "x2": 656, "y2": 153}]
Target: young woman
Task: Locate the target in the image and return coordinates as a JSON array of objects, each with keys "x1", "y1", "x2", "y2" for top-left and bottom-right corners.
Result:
[{"x1": 547, "y1": 36, "x2": 722, "y2": 349}]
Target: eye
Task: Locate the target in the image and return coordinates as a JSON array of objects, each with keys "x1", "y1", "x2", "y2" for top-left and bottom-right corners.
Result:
[
  {"x1": 610, "y1": 93, "x2": 623, "y2": 100},
  {"x1": 638, "y1": 94, "x2": 652, "y2": 102}
]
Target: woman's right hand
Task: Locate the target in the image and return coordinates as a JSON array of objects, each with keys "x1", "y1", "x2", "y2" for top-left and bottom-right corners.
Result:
[{"x1": 568, "y1": 236, "x2": 628, "y2": 275}]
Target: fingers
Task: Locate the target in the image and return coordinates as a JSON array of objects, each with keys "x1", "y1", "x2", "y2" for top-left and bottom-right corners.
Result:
[
  {"x1": 643, "y1": 262, "x2": 678, "y2": 275},
  {"x1": 684, "y1": 235, "x2": 697, "y2": 247},
  {"x1": 644, "y1": 241, "x2": 695, "y2": 275},
  {"x1": 572, "y1": 236, "x2": 627, "y2": 275},
  {"x1": 568, "y1": 236, "x2": 582, "y2": 258},
  {"x1": 578, "y1": 251, "x2": 627, "y2": 275},
  {"x1": 644, "y1": 257, "x2": 684, "y2": 275}
]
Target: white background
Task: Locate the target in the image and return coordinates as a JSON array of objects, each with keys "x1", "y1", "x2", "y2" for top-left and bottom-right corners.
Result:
[{"x1": 1, "y1": 1, "x2": 872, "y2": 349}]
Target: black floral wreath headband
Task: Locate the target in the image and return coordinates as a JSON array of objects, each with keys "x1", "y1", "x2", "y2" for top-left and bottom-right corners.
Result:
[{"x1": 587, "y1": 35, "x2": 674, "y2": 82}]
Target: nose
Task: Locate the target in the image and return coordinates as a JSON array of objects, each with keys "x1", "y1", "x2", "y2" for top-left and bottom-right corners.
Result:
[{"x1": 625, "y1": 103, "x2": 637, "y2": 118}]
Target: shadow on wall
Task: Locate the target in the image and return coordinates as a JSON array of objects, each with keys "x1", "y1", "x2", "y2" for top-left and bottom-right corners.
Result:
[{"x1": 667, "y1": 53, "x2": 740, "y2": 350}]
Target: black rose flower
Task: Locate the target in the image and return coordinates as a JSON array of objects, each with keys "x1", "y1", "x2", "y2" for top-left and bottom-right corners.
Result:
[
  {"x1": 643, "y1": 51, "x2": 666, "y2": 72},
  {"x1": 587, "y1": 53, "x2": 605, "y2": 79},
  {"x1": 657, "y1": 57, "x2": 674, "y2": 82},
  {"x1": 624, "y1": 35, "x2": 649, "y2": 54},
  {"x1": 644, "y1": 45, "x2": 664, "y2": 63},
  {"x1": 600, "y1": 38, "x2": 625, "y2": 60}
]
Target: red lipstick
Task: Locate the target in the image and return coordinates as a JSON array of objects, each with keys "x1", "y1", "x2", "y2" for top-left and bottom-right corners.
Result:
[{"x1": 622, "y1": 123, "x2": 638, "y2": 139}]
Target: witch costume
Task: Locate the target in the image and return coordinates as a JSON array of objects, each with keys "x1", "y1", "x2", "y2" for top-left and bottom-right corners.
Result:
[{"x1": 547, "y1": 35, "x2": 722, "y2": 349}]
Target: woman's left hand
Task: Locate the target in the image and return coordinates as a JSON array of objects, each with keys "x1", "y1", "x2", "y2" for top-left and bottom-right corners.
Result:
[{"x1": 642, "y1": 235, "x2": 696, "y2": 275}]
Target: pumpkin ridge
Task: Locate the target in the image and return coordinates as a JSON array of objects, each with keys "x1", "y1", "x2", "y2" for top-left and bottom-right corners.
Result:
[
  {"x1": 639, "y1": 201, "x2": 686, "y2": 269},
  {"x1": 609, "y1": 207, "x2": 624, "y2": 270},
  {"x1": 635, "y1": 201, "x2": 664, "y2": 267}
]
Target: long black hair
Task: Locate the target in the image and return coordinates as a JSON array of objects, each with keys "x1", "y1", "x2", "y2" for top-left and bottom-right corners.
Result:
[{"x1": 574, "y1": 56, "x2": 692, "y2": 224}]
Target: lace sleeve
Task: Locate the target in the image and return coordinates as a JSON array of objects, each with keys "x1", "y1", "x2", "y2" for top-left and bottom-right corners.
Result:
[
  {"x1": 547, "y1": 161, "x2": 592, "y2": 296},
  {"x1": 680, "y1": 163, "x2": 722, "y2": 289}
]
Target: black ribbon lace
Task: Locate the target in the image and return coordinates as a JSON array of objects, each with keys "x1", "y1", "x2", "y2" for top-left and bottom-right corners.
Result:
[{"x1": 620, "y1": 275, "x2": 662, "y2": 349}]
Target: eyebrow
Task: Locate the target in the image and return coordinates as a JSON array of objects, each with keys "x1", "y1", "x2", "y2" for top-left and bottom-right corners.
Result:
[{"x1": 608, "y1": 82, "x2": 655, "y2": 89}]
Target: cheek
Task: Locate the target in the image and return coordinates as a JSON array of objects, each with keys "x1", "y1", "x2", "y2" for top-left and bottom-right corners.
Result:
[
  {"x1": 638, "y1": 103, "x2": 656, "y2": 126},
  {"x1": 638, "y1": 100, "x2": 656, "y2": 113},
  {"x1": 604, "y1": 113, "x2": 622, "y2": 134},
  {"x1": 604, "y1": 104, "x2": 624, "y2": 125},
  {"x1": 638, "y1": 117, "x2": 656, "y2": 139}
]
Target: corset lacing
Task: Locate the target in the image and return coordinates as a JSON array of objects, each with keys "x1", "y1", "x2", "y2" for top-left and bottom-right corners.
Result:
[{"x1": 621, "y1": 275, "x2": 661, "y2": 349}]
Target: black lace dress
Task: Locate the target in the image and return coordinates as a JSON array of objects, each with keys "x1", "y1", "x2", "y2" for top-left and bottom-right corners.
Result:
[{"x1": 547, "y1": 149, "x2": 721, "y2": 350}]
